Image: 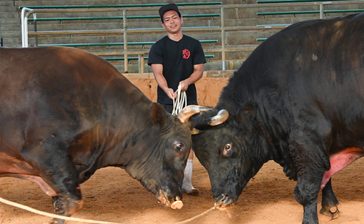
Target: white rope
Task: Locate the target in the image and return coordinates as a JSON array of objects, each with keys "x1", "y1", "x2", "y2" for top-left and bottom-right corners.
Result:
[
  {"x1": 172, "y1": 84, "x2": 187, "y2": 115},
  {"x1": 0, "y1": 197, "x2": 123, "y2": 224},
  {"x1": 174, "y1": 206, "x2": 216, "y2": 224},
  {"x1": 0, "y1": 196, "x2": 223, "y2": 224}
]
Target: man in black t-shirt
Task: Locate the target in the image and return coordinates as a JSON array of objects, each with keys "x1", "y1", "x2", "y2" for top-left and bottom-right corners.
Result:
[{"x1": 148, "y1": 3, "x2": 206, "y2": 196}]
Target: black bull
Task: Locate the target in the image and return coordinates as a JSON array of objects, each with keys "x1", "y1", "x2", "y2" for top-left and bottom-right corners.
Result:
[
  {"x1": 192, "y1": 13, "x2": 364, "y2": 224},
  {"x1": 0, "y1": 47, "x2": 227, "y2": 223}
]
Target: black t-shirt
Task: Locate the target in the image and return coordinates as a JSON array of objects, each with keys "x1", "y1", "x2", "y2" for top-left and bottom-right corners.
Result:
[{"x1": 148, "y1": 35, "x2": 206, "y2": 105}]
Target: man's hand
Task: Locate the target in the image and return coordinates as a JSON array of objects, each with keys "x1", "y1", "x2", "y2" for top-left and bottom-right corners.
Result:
[
  {"x1": 178, "y1": 80, "x2": 189, "y2": 92},
  {"x1": 165, "y1": 88, "x2": 176, "y2": 99},
  {"x1": 178, "y1": 64, "x2": 204, "y2": 92}
]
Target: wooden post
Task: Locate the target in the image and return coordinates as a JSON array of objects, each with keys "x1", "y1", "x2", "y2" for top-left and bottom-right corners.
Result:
[
  {"x1": 123, "y1": 10, "x2": 128, "y2": 73},
  {"x1": 139, "y1": 54, "x2": 145, "y2": 74},
  {"x1": 220, "y1": 6, "x2": 226, "y2": 71}
]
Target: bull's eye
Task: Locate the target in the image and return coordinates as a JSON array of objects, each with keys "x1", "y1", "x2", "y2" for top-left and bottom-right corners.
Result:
[
  {"x1": 224, "y1": 144, "x2": 232, "y2": 150},
  {"x1": 174, "y1": 143, "x2": 184, "y2": 152},
  {"x1": 222, "y1": 143, "x2": 233, "y2": 157}
]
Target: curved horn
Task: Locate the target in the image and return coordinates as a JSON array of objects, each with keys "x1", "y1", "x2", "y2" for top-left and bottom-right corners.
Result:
[
  {"x1": 208, "y1": 109, "x2": 229, "y2": 126},
  {"x1": 177, "y1": 105, "x2": 211, "y2": 123}
]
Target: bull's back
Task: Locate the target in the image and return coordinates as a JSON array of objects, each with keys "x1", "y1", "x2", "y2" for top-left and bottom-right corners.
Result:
[
  {"x1": 0, "y1": 47, "x2": 121, "y2": 90},
  {"x1": 226, "y1": 14, "x2": 363, "y2": 111},
  {"x1": 0, "y1": 48, "x2": 113, "y2": 124},
  {"x1": 283, "y1": 14, "x2": 363, "y2": 103},
  {"x1": 0, "y1": 47, "x2": 147, "y2": 115},
  {"x1": 272, "y1": 14, "x2": 364, "y2": 121},
  {"x1": 220, "y1": 14, "x2": 364, "y2": 148},
  {"x1": 0, "y1": 47, "x2": 149, "y2": 154}
]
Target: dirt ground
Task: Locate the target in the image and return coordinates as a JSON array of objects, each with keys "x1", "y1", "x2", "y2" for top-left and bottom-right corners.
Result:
[{"x1": 0, "y1": 159, "x2": 364, "y2": 224}]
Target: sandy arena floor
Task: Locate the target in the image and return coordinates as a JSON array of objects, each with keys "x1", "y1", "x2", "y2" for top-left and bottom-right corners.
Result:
[{"x1": 0, "y1": 159, "x2": 364, "y2": 224}]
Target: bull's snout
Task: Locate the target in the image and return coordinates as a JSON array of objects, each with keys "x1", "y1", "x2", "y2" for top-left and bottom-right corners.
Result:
[
  {"x1": 157, "y1": 190, "x2": 184, "y2": 209},
  {"x1": 171, "y1": 196, "x2": 183, "y2": 209}
]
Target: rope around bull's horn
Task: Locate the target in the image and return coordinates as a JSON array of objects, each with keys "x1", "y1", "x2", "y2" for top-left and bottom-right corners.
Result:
[
  {"x1": 0, "y1": 196, "x2": 222, "y2": 224},
  {"x1": 172, "y1": 84, "x2": 187, "y2": 115}
]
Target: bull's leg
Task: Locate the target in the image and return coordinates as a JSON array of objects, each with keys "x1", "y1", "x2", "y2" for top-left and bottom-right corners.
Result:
[
  {"x1": 289, "y1": 132, "x2": 330, "y2": 224},
  {"x1": 320, "y1": 179, "x2": 340, "y2": 219},
  {"x1": 295, "y1": 174, "x2": 322, "y2": 224},
  {"x1": 21, "y1": 138, "x2": 83, "y2": 223}
]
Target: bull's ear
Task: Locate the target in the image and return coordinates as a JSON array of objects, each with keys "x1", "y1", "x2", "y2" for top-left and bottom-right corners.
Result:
[
  {"x1": 191, "y1": 128, "x2": 200, "y2": 135},
  {"x1": 150, "y1": 103, "x2": 167, "y2": 126}
]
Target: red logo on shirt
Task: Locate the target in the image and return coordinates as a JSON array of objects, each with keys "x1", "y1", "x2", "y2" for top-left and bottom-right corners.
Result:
[{"x1": 182, "y1": 49, "x2": 191, "y2": 59}]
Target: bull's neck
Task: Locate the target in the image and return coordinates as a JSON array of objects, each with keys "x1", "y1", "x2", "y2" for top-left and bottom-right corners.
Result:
[
  {"x1": 218, "y1": 80, "x2": 297, "y2": 180},
  {"x1": 99, "y1": 118, "x2": 169, "y2": 181},
  {"x1": 96, "y1": 91, "x2": 154, "y2": 168},
  {"x1": 97, "y1": 127, "x2": 152, "y2": 168},
  {"x1": 256, "y1": 106, "x2": 297, "y2": 180}
]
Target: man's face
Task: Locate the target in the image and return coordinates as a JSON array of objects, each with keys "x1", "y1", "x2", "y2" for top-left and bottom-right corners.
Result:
[{"x1": 162, "y1": 10, "x2": 183, "y2": 34}]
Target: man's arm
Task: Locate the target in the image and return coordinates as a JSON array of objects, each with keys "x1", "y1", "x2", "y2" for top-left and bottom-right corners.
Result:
[
  {"x1": 151, "y1": 64, "x2": 176, "y2": 100},
  {"x1": 179, "y1": 64, "x2": 204, "y2": 91}
]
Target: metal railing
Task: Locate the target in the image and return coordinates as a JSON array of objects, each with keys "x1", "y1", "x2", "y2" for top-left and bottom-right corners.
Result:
[
  {"x1": 20, "y1": 3, "x2": 225, "y2": 72},
  {"x1": 256, "y1": 0, "x2": 364, "y2": 19},
  {"x1": 19, "y1": 1, "x2": 363, "y2": 73}
]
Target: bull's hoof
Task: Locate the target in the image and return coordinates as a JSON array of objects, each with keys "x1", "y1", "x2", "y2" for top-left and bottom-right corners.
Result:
[
  {"x1": 320, "y1": 206, "x2": 340, "y2": 220},
  {"x1": 171, "y1": 200, "x2": 184, "y2": 209}
]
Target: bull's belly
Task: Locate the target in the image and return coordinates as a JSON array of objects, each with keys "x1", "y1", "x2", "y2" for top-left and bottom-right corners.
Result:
[
  {"x1": 321, "y1": 147, "x2": 364, "y2": 189},
  {"x1": 0, "y1": 152, "x2": 56, "y2": 196},
  {"x1": 0, "y1": 152, "x2": 36, "y2": 174}
]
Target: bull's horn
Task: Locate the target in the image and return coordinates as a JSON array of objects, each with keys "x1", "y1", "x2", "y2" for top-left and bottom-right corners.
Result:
[
  {"x1": 177, "y1": 105, "x2": 211, "y2": 123},
  {"x1": 208, "y1": 109, "x2": 229, "y2": 126},
  {"x1": 191, "y1": 128, "x2": 200, "y2": 135}
]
